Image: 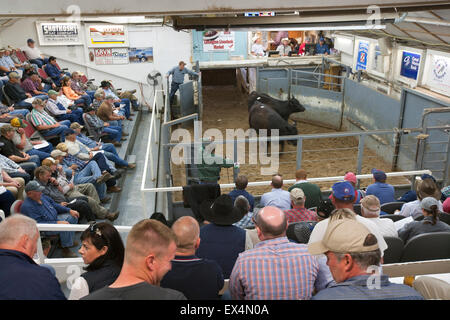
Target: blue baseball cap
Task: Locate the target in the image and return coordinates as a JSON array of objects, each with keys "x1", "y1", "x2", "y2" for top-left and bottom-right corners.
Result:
[
  {"x1": 332, "y1": 181, "x2": 355, "y2": 201},
  {"x1": 319, "y1": 37, "x2": 325, "y2": 42},
  {"x1": 64, "y1": 128, "x2": 76, "y2": 135},
  {"x1": 27, "y1": 38, "x2": 35, "y2": 43},
  {"x1": 371, "y1": 168, "x2": 387, "y2": 182},
  {"x1": 421, "y1": 174, "x2": 436, "y2": 183}
]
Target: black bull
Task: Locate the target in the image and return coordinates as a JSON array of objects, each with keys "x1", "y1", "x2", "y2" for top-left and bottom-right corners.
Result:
[
  {"x1": 248, "y1": 101, "x2": 298, "y2": 151},
  {"x1": 247, "y1": 91, "x2": 305, "y2": 121}
]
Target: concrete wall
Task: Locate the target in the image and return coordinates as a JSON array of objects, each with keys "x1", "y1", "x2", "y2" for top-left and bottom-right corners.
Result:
[{"x1": 0, "y1": 18, "x2": 192, "y2": 103}]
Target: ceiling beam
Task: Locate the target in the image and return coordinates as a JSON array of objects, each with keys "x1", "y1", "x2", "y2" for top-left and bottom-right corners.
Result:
[{"x1": 412, "y1": 21, "x2": 449, "y2": 44}]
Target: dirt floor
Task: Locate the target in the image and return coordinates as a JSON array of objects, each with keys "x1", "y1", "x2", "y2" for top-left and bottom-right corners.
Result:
[{"x1": 171, "y1": 85, "x2": 409, "y2": 201}]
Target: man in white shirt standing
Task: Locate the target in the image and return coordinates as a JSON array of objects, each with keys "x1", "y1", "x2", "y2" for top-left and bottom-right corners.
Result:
[
  {"x1": 260, "y1": 174, "x2": 291, "y2": 210},
  {"x1": 360, "y1": 195, "x2": 397, "y2": 238},
  {"x1": 22, "y1": 39, "x2": 47, "y2": 68}
]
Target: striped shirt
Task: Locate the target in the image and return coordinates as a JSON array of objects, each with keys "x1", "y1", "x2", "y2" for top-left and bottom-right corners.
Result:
[
  {"x1": 229, "y1": 237, "x2": 319, "y2": 300},
  {"x1": 30, "y1": 108, "x2": 57, "y2": 127},
  {"x1": 312, "y1": 275, "x2": 424, "y2": 300},
  {"x1": 284, "y1": 207, "x2": 318, "y2": 223},
  {"x1": 233, "y1": 212, "x2": 254, "y2": 229}
]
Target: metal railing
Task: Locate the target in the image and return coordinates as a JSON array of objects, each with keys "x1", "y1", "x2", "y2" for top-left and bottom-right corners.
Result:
[{"x1": 291, "y1": 68, "x2": 344, "y2": 92}]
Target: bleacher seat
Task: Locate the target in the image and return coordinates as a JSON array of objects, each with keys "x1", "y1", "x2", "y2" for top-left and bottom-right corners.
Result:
[
  {"x1": 381, "y1": 201, "x2": 405, "y2": 215},
  {"x1": 401, "y1": 232, "x2": 450, "y2": 263},
  {"x1": 380, "y1": 214, "x2": 406, "y2": 222},
  {"x1": 1, "y1": 85, "x2": 13, "y2": 106},
  {"x1": 353, "y1": 203, "x2": 361, "y2": 215},
  {"x1": 10, "y1": 200, "x2": 23, "y2": 215},
  {"x1": 383, "y1": 236, "x2": 404, "y2": 264},
  {"x1": 17, "y1": 51, "x2": 29, "y2": 63},
  {"x1": 37, "y1": 67, "x2": 50, "y2": 81}
]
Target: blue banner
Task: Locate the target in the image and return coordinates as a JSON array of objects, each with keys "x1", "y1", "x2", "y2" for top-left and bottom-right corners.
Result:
[
  {"x1": 356, "y1": 41, "x2": 369, "y2": 71},
  {"x1": 400, "y1": 51, "x2": 421, "y2": 80}
]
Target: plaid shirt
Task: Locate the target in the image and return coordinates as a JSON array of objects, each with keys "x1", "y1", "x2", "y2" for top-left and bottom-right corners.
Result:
[
  {"x1": 284, "y1": 207, "x2": 318, "y2": 223},
  {"x1": 0, "y1": 154, "x2": 21, "y2": 173},
  {"x1": 30, "y1": 108, "x2": 57, "y2": 127},
  {"x1": 62, "y1": 154, "x2": 87, "y2": 173},
  {"x1": 229, "y1": 237, "x2": 319, "y2": 300},
  {"x1": 233, "y1": 212, "x2": 254, "y2": 229}
]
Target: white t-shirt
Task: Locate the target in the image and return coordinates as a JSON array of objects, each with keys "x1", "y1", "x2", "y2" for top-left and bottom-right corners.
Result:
[
  {"x1": 308, "y1": 215, "x2": 388, "y2": 256},
  {"x1": 22, "y1": 46, "x2": 43, "y2": 60},
  {"x1": 251, "y1": 43, "x2": 265, "y2": 56},
  {"x1": 367, "y1": 217, "x2": 398, "y2": 238},
  {"x1": 397, "y1": 200, "x2": 444, "y2": 219}
]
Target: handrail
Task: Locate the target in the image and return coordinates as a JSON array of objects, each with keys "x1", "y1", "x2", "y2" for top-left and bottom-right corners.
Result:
[{"x1": 141, "y1": 170, "x2": 431, "y2": 193}]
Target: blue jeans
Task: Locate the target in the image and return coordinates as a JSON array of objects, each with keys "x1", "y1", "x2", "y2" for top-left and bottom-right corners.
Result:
[
  {"x1": 73, "y1": 161, "x2": 107, "y2": 200},
  {"x1": 115, "y1": 98, "x2": 131, "y2": 119},
  {"x1": 32, "y1": 94, "x2": 48, "y2": 100},
  {"x1": 26, "y1": 148, "x2": 51, "y2": 161},
  {"x1": 41, "y1": 120, "x2": 70, "y2": 141},
  {"x1": 108, "y1": 120, "x2": 122, "y2": 127},
  {"x1": 44, "y1": 213, "x2": 78, "y2": 248},
  {"x1": 90, "y1": 152, "x2": 115, "y2": 173},
  {"x1": 9, "y1": 109, "x2": 29, "y2": 117},
  {"x1": 74, "y1": 95, "x2": 92, "y2": 107},
  {"x1": 86, "y1": 90, "x2": 96, "y2": 100},
  {"x1": 19, "y1": 157, "x2": 39, "y2": 176},
  {"x1": 29, "y1": 58, "x2": 48, "y2": 69},
  {"x1": 8, "y1": 171, "x2": 31, "y2": 184},
  {"x1": 169, "y1": 82, "x2": 181, "y2": 105},
  {"x1": 103, "y1": 125, "x2": 122, "y2": 142},
  {"x1": 56, "y1": 108, "x2": 83, "y2": 124},
  {"x1": 102, "y1": 143, "x2": 128, "y2": 166},
  {"x1": 0, "y1": 190, "x2": 16, "y2": 217},
  {"x1": 14, "y1": 100, "x2": 33, "y2": 111}
]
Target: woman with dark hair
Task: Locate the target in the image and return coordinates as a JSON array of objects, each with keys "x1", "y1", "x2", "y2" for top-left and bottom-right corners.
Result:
[
  {"x1": 68, "y1": 222, "x2": 125, "y2": 300},
  {"x1": 398, "y1": 197, "x2": 450, "y2": 243}
]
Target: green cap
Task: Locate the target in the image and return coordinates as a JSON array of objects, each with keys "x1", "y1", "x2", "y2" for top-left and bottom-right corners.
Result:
[{"x1": 48, "y1": 90, "x2": 58, "y2": 96}]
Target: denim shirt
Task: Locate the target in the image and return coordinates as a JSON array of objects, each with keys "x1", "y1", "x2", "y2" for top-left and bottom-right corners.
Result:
[
  {"x1": 76, "y1": 133, "x2": 97, "y2": 148},
  {"x1": 21, "y1": 194, "x2": 70, "y2": 224},
  {"x1": 167, "y1": 66, "x2": 198, "y2": 84},
  {"x1": 312, "y1": 274, "x2": 424, "y2": 300}
]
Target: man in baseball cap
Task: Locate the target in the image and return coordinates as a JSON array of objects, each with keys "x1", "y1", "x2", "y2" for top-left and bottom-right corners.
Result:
[
  {"x1": 283, "y1": 188, "x2": 317, "y2": 223},
  {"x1": 309, "y1": 218, "x2": 423, "y2": 299},
  {"x1": 366, "y1": 168, "x2": 396, "y2": 204}
]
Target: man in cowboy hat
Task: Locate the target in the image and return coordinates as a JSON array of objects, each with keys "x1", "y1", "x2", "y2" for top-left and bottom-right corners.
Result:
[
  {"x1": 276, "y1": 38, "x2": 291, "y2": 56},
  {"x1": 196, "y1": 194, "x2": 252, "y2": 279},
  {"x1": 397, "y1": 178, "x2": 443, "y2": 219}
]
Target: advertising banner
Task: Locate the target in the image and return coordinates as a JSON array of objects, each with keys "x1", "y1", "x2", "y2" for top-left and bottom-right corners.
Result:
[
  {"x1": 128, "y1": 47, "x2": 153, "y2": 63},
  {"x1": 203, "y1": 31, "x2": 235, "y2": 52},
  {"x1": 36, "y1": 22, "x2": 82, "y2": 46},
  {"x1": 427, "y1": 54, "x2": 450, "y2": 93},
  {"x1": 400, "y1": 51, "x2": 421, "y2": 80},
  {"x1": 89, "y1": 48, "x2": 129, "y2": 65},
  {"x1": 356, "y1": 40, "x2": 369, "y2": 71},
  {"x1": 87, "y1": 25, "x2": 128, "y2": 47}
]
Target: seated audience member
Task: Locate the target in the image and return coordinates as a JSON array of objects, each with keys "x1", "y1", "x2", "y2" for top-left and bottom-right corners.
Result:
[
  {"x1": 344, "y1": 171, "x2": 365, "y2": 204},
  {"x1": 71, "y1": 71, "x2": 95, "y2": 100},
  {"x1": 82, "y1": 219, "x2": 186, "y2": 300},
  {"x1": 284, "y1": 188, "x2": 318, "y2": 223},
  {"x1": 1, "y1": 168, "x2": 25, "y2": 200},
  {"x1": 309, "y1": 218, "x2": 423, "y2": 300},
  {"x1": 398, "y1": 197, "x2": 450, "y2": 243},
  {"x1": 45, "y1": 90, "x2": 83, "y2": 124},
  {"x1": 92, "y1": 90, "x2": 105, "y2": 110},
  {"x1": 289, "y1": 169, "x2": 323, "y2": 209},
  {"x1": 233, "y1": 196, "x2": 254, "y2": 229},
  {"x1": 399, "y1": 174, "x2": 437, "y2": 203},
  {"x1": 228, "y1": 175, "x2": 254, "y2": 212},
  {"x1": 260, "y1": 174, "x2": 291, "y2": 210},
  {"x1": 22, "y1": 39, "x2": 47, "y2": 68},
  {"x1": 84, "y1": 105, "x2": 123, "y2": 147},
  {"x1": 64, "y1": 129, "x2": 122, "y2": 179},
  {"x1": 196, "y1": 194, "x2": 253, "y2": 279},
  {"x1": 0, "y1": 48, "x2": 21, "y2": 75},
  {"x1": 71, "y1": 122, "x2": 134, "y2": 169},
  {"x1": 97, "y1": 95, "x2": 126, "y2": 126},
  {"x1": 229, "y1": 206, "x2": 319, "y2": 300},
  {"x1": 161, "y1": 216, "x2": 224, "y2": 300},
  {"x1": 44, "y1": 56, "x2": 66, "y2": 87},
  {"x1": 56, "y1": 86, "x2": 75, "y2": 108},
  {"x1": 0, "y1": 153, "x2": 31, "y2": 183},
  {"x1": 21, "y1": 180, "x2": 79, "y2": 258},
  {"x1": 397, "y1": 178, "x2": 443, "y2": 219},
  {"x1": 53, "y1": 143, "x2": 121, "y2": 194},
  {"x1": 276, "y1": 38, "x2": 292, "y2": 56},
  {"x1": 0, "y1": 100, "x2": 29, "y2": 122},
  {"x1": 366, "y1": 169, "x2": 396, "y2": 204},
  {"x1": 0, "y1": 214, "x2": 66, "y2": 300},
  {"x1": 10, "y1": 117, "x2": 53, "y2": 161},
  {"x1": 100, "y1": 80, "x2": 132, "y2": 120},
  {"x1": 309, "y1": 181, "x2": 388, "y2": 254},
  {"x1": 69, "y1": 222, "x2": 125, "y2": 300},
  {"x1": 42, "y1": 157, "x2": 118, "y2": 221},
  {"x1": 0, "y1": 124, "x2": 40, "y2": 174},
  {"x1": 315, "y1": 37, "x2": 330, "y2": 55},
  {"x1": 34, "y1": 166, "x2": 96, "y2": 223},
  {"x1": 297, "y1": 37, "x2": 311, "y2": 55},
  {"x1": 61, "y1": 76, "x2": 91, "y2": 109},
  {"x1": 442, "y1": 185, "x2": 450, "y2": 201},
  {"x1": 0, "y1": 168, "x2": 16, "y2": 216},
  {"x1": 413, "y1": 276, "x2": 450, "y2": 300},
  {"x1": 3, "y1": 71, "x2": 33, "y2": 110},
  {"x1": 30, "y1": 98, "x2": 71, "y2": 141},
  {"x1": 360, "y1": 195, "x2": 397, "y2": 238},
  {"x1": 20, "y1": 72, "x2": 48, "y2": 99}
]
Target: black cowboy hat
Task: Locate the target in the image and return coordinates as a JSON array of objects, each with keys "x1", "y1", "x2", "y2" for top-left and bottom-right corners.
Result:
[{"x1": 200, "y1": 194, "x2": 245, "y2": 225}]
